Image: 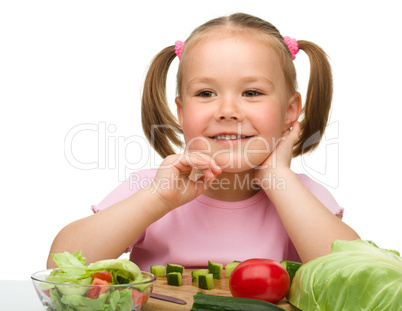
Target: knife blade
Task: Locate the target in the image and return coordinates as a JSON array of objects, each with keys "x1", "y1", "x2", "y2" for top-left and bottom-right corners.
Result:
[{"x1": 150, "y1": 292, "x2": 187, "y2": 305}]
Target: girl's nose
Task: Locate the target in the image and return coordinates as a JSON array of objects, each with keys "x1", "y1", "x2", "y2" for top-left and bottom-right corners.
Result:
[{"x1": 215, "y1": 98, "x2": 244, "y2": 121}]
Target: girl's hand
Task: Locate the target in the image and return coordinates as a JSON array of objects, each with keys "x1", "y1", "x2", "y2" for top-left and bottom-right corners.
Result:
[
  {"x1": 254, "y1": 121, "x2": 300, "y2": 187},
  {"x1": 151, "y1": 152, "x2": 222, "y2": 211}
]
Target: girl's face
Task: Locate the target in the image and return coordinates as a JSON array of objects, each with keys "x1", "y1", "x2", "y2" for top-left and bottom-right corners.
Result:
[{"x1": 176, "y1": 32, "x2": 300, "y2": 173}]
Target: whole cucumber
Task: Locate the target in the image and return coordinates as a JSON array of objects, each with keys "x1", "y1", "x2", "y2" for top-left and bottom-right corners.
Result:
[{"x1": 191, "y1": 292, "x2": 285, "y2": 311}]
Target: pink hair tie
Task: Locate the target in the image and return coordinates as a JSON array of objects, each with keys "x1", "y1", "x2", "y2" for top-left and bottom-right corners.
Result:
[
  {"x1": 175, "y1": 40, "x2": 185, "y2": 60},
  {"x1": 283, "y1": 36, "x2": 299, "y2": 60}
]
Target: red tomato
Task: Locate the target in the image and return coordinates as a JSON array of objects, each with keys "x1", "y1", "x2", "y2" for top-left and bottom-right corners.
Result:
[
  {"x1": 131, "y1": 289, "x2": 148, "y2": 307},
  {"x1": 85, "y1": 277, "x2": 110, "y2": 299},
  {"x1": 91, "y1": 271, "x2": 112, "y2": 283},
  {"x1": 229, "y1": 258, "x2": 290, "y2": 303}
]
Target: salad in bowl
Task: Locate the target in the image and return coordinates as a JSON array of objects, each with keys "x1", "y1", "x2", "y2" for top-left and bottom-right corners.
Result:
[{"x1": 31, "y1": 251, "x2": 155, "y2": 311}]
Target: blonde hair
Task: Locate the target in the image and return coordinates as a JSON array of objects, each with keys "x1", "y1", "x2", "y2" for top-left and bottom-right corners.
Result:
[{"x1": 141, "y1": 13, "x2": 332, "y2": 158}]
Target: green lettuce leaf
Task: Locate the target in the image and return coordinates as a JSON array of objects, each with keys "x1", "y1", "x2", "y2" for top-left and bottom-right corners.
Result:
[
  {"x1": 52, "y1": 251, "x2": 87, "y2": 268},
  {"x1": 48, "y1": 252, "x2": 142, "y2": 285},
  {"x1": 48, "y1": 251, "x2": 88, "y2": 283},
  {"x1": 87, "y1": 259, "x2": 142, "y2": 284},
  {"x1": 60, "y1": 292, "x2": 108, "y2": 309},
  {"x1": 288, "y1": 239, "x2": 402, "y2": 311},
  {"x1": 49, "y1": 287, "x2": 134, "y2": 311},
  {"x1": 107, "y1": 289, "x2": 133, "y2": 311}
]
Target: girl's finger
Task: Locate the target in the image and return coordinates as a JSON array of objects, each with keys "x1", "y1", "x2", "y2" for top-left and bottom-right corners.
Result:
[
  {"x1": 172, "y1": 152, "x2": 220, "y2": 180},
  {"x1": 185, "y1": 153, "x2": 222, "y2": 181},
  {"x1": 198, "y1": 153, "x2": 221, "y2": 175},
  {"x1": 283, "y1": 121, "x2": 300, "y2": 143},
  {"x1": 288, "y1": 121, "x2": 301, "y2": 142},
  {"x1": 189, "y1": 168, "x2": 204, "y2": 181},
  {"x1": 170, "y1": 153, "x2": 206, "y2": 172},
  {"x1": 186, "y1": 152, "x2": 221, "y2": 171}
]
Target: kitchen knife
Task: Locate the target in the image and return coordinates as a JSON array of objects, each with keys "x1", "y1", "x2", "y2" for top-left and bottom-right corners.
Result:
[{"x1": 150, "y1": 292, "x2": 187, "y2": 305}]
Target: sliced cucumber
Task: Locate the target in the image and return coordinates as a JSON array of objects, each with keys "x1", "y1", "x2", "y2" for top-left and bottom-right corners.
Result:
[
  {"x1": 208, "y1": 261, "x2": 223, "y2": 279},
  {"x1": 225, "y1": 261, "x2": 241, "y2": 278},
  {"x1": 56, "y1": 277, "x2": 93, "y2": 296},
  {"x1": 280, "y1": 260, "x2": 302, "y2": 283},
  {"x1": 166, "y1": 264, "x2": 184, "y2": 275},
  {"x1": 198, "y1": 274, "x2": 214, "y2": 290},
  {"x1": 191, "y1": 269, "x2": 209, "y2": 283},
  {"x1": 167, "y1": 272, "x2": 183, "y2": 286},
  {"x1": 150, "y1": 264, "x2": 166, "y2": 277}
]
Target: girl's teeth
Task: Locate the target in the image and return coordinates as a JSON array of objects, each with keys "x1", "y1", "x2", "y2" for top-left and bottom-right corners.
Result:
[{"x1": 215, "y1": 135, "x2": 246, "y2": 140}]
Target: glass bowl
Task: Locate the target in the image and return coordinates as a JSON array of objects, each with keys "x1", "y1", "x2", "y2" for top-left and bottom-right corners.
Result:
[{"x1": 31, "y1": 269, "x2": 156, "y2": 311}]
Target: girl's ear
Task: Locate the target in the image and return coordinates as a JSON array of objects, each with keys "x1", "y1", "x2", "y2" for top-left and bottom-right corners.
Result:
[
  {"x1": 175, "y1": 96, "x2": 184, "y2": 127},
  {"x1": 284, "y1": 92, "x2": 302, "y2": 130}
]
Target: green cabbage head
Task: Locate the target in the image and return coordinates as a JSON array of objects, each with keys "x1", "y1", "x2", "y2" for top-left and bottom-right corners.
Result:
[{"x1": 288, "y1": 239, "x2": 402, "y2": 311}]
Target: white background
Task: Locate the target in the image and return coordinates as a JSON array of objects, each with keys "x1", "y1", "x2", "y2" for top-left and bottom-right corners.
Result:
[{"x1": 1, "y1": 0, "x2": 401, "y2": 280}]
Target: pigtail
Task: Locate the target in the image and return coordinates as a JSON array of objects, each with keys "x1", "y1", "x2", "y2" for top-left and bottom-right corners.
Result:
[
  {"x1": 293, "y1": 40, "x2": 333, "y2": 157},
  {"x1": 141, "y1": 46, "x2": 183, "y2": 158}
]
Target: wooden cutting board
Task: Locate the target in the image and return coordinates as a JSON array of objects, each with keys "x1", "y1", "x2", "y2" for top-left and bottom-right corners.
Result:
[{"x1": 143, "y1": 269, "x2": 300, "y2": 311}]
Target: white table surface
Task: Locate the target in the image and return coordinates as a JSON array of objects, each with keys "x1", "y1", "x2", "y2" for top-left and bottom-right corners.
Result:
[{"x1": 0, "y1": 280, "x2": 43, "y2": 311}]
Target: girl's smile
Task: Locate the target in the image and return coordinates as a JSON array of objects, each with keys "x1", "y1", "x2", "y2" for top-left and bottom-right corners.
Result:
[
  {"x1": 176, "y1": 31, "x2": 300, "y2": 173},
  {"x1": 211, "y1": 134, "x2": 250, "y2": 142}
]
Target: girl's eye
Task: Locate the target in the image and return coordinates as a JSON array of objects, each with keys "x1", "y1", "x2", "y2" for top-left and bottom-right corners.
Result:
[
  {"x1": 243, "y1": 90, "x2": 262, "y2": 97},
  {"x1": 197, "y1": 91, "x2": 216, "y2": 98}
]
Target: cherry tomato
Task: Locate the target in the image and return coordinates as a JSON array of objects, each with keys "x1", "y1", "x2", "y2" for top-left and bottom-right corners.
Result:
[
  {"x1": 91, "y1": 271, "x2": 112, "y2": 283},
  {"x1": 131, "y1": 289, "x2": 148, "y2": 307},
  {"x1": 85, "y1": 277, "x2": 110, "y2": 299},
  {"x1": 229, "y1": 258, "x2": 290, "y2": 303}
]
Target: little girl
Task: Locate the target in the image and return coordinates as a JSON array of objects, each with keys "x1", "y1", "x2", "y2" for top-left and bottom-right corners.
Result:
[{"x1": 47, "y1": 13, "x2": 359, "y2": 269}]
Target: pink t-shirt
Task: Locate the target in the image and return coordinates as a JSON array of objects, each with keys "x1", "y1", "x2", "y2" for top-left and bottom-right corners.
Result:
[{"x1": 92, "y1": 169, "x2": 343, "y2": 270}]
